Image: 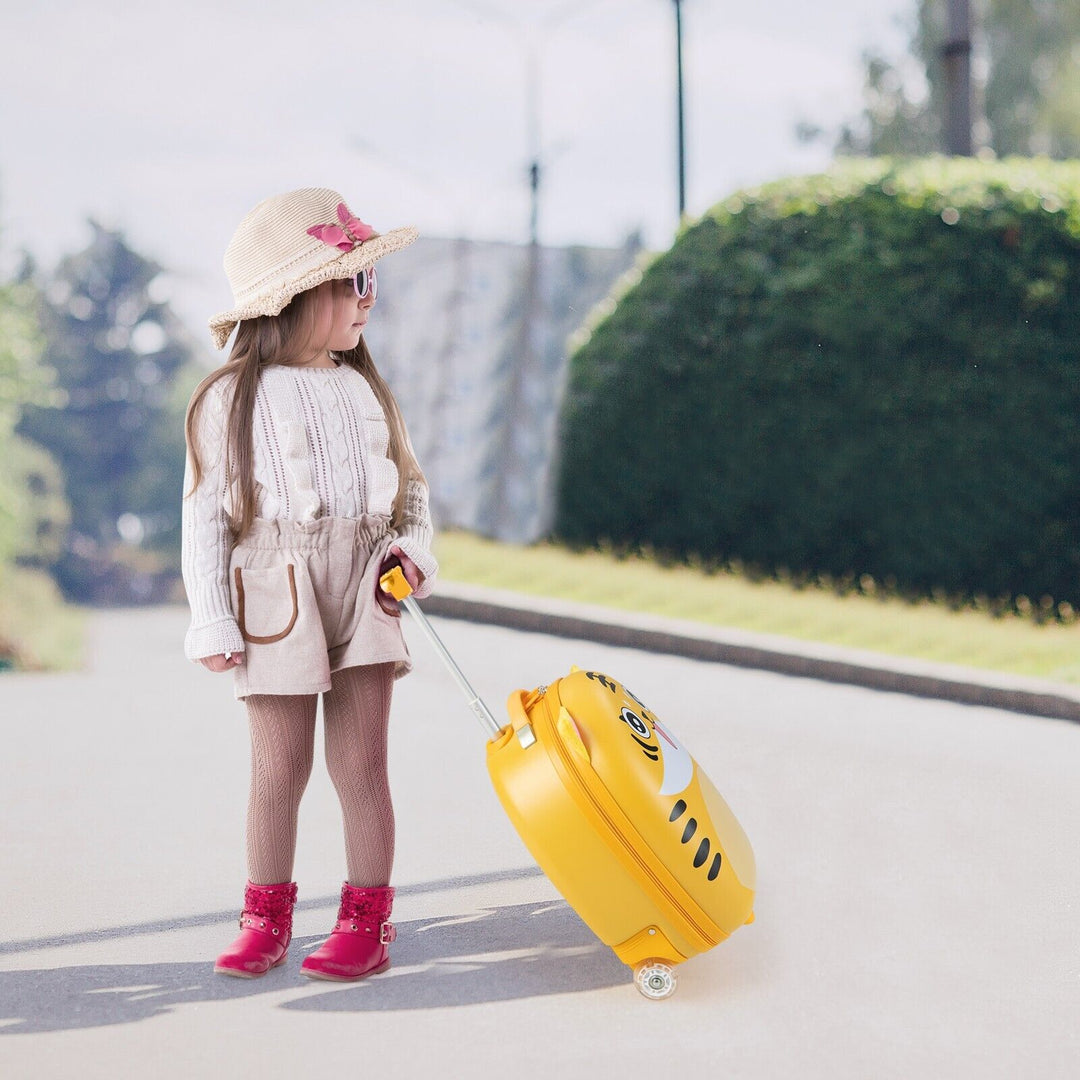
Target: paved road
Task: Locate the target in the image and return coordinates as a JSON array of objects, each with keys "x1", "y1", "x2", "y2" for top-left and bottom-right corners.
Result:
[{"x1": 1, "y1": 606, "x2": 1078, "y2": 1079}]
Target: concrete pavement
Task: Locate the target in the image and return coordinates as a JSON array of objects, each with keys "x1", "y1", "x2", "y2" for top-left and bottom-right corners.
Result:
[{"x1": 1, "y1": 602, "x2": 1078, "y2": 1079}]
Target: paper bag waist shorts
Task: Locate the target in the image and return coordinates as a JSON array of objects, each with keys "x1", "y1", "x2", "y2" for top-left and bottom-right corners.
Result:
[{"x1": 229, "y1": 515, "x2": 410, "y2": 699}]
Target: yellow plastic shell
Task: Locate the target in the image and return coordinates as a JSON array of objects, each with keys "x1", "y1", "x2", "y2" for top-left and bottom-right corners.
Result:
[
  {"x1": 379, "y1": 566, "x2": 413, "y2": 600},
  {"x1": 487, "y1": 669, "x2": 756, "y2": 970}
]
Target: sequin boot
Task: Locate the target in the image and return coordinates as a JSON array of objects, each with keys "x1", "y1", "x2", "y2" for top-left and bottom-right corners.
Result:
[
  {"x1": 214, "y1": 880, "x2": 298, "y2": 978},
  {"x1": 300, "y1": 883, "x2": 396, "y2": 981}
]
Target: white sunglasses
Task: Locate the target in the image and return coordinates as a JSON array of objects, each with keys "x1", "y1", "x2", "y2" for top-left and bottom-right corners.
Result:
[{"x1": 349, "y1": 266, "x2": 378, "y2": 301}]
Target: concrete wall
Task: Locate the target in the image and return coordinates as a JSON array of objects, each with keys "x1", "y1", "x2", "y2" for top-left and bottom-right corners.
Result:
[{"x1": 365, "y1": 235, "x2": 641, "y2": 541}]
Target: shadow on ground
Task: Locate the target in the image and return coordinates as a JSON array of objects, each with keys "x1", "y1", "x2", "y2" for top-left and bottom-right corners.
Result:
[{"x1": 0, "y1": 900, "x2": 628, "y2": 1033}]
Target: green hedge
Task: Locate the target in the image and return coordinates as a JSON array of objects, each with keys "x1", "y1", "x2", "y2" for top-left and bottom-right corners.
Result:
[{"x1": 554, "y1": 157, "x2": 1080, "y2": 613}]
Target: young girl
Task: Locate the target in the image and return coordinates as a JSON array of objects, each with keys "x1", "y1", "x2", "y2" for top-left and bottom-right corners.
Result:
[{"x1": 182, "y1": 187, "x2": 437, "y2": 981}]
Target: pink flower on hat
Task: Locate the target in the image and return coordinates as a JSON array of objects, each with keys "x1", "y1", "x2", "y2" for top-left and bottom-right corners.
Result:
[{"x1": 307, "y1": 203, "x2": 375, "y2": 251}]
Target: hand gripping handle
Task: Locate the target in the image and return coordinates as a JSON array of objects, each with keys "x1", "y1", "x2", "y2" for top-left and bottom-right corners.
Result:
[{"x1": 379, "y1": 568, "x2": 502, "y2": 739}]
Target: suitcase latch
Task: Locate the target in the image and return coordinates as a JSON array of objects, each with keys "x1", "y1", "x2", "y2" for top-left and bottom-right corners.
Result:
[{"x1": 516, "y1": 723, "x2": 537, "y2": 749}]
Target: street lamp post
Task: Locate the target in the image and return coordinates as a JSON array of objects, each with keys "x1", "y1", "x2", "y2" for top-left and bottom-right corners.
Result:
[
  {"x1": 942, "y1": 0, "x2": 973, "y2": 155},
  {"x1": 674, "y1": 0, "x2": 686, "y2": 220},
  {"x1": 449, "y1": 0, "x2": 594, "y2": 539}
]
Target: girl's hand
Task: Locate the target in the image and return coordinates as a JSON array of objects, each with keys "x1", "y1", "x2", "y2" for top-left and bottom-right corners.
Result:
[
  {"x1": 377, "y1": 544, "x2": 423, "y2": 615},
  {"x1": 198, "y1": 652, "x2": 244, "y2": 672}
]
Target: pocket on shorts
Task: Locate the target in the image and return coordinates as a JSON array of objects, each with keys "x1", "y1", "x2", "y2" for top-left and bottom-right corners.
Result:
[{"x1": 233, "y1": 564, "x2": 299, "y2": 644}]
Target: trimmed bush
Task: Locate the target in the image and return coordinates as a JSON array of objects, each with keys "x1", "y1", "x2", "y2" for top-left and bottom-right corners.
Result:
[{"x1": 554, "y1": 157, "x2": 1080, "y2": 612}]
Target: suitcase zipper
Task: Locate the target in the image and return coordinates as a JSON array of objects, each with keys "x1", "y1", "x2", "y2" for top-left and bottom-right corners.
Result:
[{"x1": 543, "y1": 698, "x2": 720, "y2": 950}]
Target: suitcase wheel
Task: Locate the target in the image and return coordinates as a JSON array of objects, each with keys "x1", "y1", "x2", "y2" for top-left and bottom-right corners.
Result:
[{"x1": 634, "y1": 959, "x2": 678, "y2": 1000}]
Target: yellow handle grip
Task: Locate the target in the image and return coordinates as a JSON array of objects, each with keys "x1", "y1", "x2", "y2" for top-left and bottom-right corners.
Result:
[{"x1": 379, "y1": 565, "x2": 414, "y2": 601}]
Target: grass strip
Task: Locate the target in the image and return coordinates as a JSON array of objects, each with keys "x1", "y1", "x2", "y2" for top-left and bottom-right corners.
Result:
[
  {"x1": 433, "y1": 531, "x2": 1080, "y2": 685},
  {"x1": 0, "y1": 565, "x2": 85, "y2": 672}
]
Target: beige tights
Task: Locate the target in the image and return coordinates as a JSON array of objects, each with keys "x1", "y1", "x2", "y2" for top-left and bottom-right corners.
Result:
[{"x1": 244, "y1": 663, "x2": 395, "y2": 888}]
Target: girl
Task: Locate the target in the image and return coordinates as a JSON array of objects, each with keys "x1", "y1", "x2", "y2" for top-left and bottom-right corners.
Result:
[{"x1": 182, "y1": 187, "x2": 436, "y2": 981}]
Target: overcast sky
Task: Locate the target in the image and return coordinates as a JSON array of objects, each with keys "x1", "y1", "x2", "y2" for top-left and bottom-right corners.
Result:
[{"x1": 1, "y1": 0, "x2": 910, "y2": 340}]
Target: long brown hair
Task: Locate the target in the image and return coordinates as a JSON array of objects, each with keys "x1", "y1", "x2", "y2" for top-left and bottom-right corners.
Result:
[{"x1": 184, "y1": 281, "x2": 424, "y2": 541}]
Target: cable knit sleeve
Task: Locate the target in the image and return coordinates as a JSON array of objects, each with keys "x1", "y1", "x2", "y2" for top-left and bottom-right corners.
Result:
[
  {"x1": 181, "y1": 380, "x2": 244, "y2": 661},
  {"x1": 391, "y1": 478, "x2": 438, "y2": 599}
]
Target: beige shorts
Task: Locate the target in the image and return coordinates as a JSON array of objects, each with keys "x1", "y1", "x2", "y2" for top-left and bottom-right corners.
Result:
[{"x1": 228, "y1": 516, "x2": 411, "y2": 700}]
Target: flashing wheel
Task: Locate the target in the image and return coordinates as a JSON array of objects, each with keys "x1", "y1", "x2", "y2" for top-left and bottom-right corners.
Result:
[{"x1": 634, "y1": 960, "x2": 677, "y2": 1000}]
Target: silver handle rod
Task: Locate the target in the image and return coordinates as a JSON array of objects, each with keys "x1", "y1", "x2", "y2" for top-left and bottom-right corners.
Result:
[{"x1": 401, "y1": 595, "x2": 503, "y2": 739}]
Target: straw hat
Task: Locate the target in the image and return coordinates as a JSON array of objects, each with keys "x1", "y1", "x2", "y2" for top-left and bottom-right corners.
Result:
[{"x1": 208, "y1": 187, "x2": 418, "y2": 349}]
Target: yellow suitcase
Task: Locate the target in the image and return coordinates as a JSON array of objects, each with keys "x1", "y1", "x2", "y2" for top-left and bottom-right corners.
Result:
[{"x1": 382, "y1": 568, "x2": 756, "y2": 999}]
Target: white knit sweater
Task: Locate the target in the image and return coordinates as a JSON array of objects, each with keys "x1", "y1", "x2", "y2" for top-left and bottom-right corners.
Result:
[{"x1": 181, "y1": 363, "x2": 437, "y2": 661}]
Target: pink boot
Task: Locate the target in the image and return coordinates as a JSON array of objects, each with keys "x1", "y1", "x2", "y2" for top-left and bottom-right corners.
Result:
[
  {"x1": 214, "y1": 881, "x2": 297, "y2": 978},
  {"x1": 300, "y1": 883, "x2": 396, "y2": 981}
]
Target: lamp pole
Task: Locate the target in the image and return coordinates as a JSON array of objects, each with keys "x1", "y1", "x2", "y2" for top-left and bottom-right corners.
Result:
[
  {"x1": 674, "y1": 0, "x2": 686, "y2": 220},
  {"x1": 942, "y1": 0, "x2": 973, "y2": 155},
  {"x1": 448, "y1": 0, "x2": 595, "y2": 539}
]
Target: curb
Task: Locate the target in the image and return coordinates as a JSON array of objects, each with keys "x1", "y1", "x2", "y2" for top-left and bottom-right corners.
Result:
[{"x1": 422, "y1": 582, "x2": 1080, "y2": 725}]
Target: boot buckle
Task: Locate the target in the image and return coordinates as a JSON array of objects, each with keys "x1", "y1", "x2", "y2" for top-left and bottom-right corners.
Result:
[{"x1": 380, "y1": 921, "x2": 396, "y2": 945}]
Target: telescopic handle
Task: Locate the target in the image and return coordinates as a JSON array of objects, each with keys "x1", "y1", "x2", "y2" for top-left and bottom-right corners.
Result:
[{"x1": 379, "y1": 567, "x2": 503, "y2": 740}]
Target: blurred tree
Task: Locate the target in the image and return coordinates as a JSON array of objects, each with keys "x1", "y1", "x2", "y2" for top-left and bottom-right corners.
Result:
[
  {"x1": 0, "y1": 269, "x2": 66, "y2": 567},
  {"x1": 18, "y1": 222, "x2": 201, "y2": 604},
  {"x1": 828, "y1": 0, "x2": 1080, "y2": 158},
  {"x1": 0, "y1": 253, "x2": 74, "y2": 669}
]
